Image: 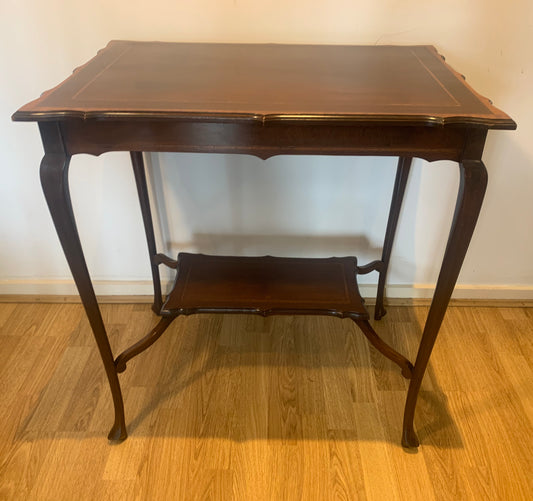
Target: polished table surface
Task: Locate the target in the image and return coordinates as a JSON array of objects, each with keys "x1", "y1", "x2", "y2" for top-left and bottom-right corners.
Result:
[
  {"x1": 14, "y1": 41, "x2": 514, "y2": 127},
  {"x1": 13, "y1": 42, "x2": 516, "y2": 448}
]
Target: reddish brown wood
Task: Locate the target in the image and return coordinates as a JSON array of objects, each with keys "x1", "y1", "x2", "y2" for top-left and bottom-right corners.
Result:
[
  {"x1": 13, "y1": 42, "x2": 514, "y2": 129},
  {"x1": 115, "y1": 252, "x2": 414, "y2": 379},
  {"x1": 375, "y1": 157, "x2": 412, "y2": 320},
  {"x1": 38, "y1": 122, "x2": 126, "y2": 441},
  {"x1": 161, "y1": 253, "x2": 368, "y2": 317},
  {"x1": 354, "y1": 319, "x2": 414, "y2": 379},
  {"x1": 114, "y1": 316, "x2": 174, "y2": 373},
  {"x1": 13, "y1": 42, "x2": 516, "y2": 447},
  {"x1": 130, "y1": 151, "x2": 163, "y2": 314},
  {"x1": 59, "y1": 119, "x2": 471, "y2": 161},
  {"x1": 402, "y1": 159, "x2": 488, "y2": 448}
]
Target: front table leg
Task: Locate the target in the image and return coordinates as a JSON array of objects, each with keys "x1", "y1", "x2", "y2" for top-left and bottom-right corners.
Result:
[
  {"x1": 402, "y1": 159, "x2": 488, "y2": 448},
  {"x1": 40, "y1": 150, "x2": 127, "y2": 440}
]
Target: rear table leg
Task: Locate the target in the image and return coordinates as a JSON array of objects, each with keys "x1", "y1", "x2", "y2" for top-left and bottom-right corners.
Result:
[
  {"x1": 375, "y1": 157, "x2": 412, "y2": 320},
  {"x1": 131, "y1": 151, "x2": 163, "y2": 314}
]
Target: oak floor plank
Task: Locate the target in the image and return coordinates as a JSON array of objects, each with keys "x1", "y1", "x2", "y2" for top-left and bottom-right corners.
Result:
[
  {"x1": 29, "y1": 433, "x2": 109, "y2": 501},
  {"x1": 0, "y1": 303, "x2": 17, "y2": 328},
  {"x1": 354, "y1": 403, "x2": 402, "y2": 501},
  {"x1": 326, "y1": 429, "x2": 366, "y2": 501},
  {"x1": 24, "y1": 346, "x2": 92, "y2": 433},
  {"x1": 0, "y1": 304, "x2": 56, "y2": 338},
  {"x1": 0, "y1": 433, "x2": 54, "y2": 501},
  {"x1": 378, "y1": 391, "x2": 437, "y2": 501}
]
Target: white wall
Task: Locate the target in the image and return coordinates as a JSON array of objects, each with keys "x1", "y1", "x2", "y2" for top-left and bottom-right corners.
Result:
[{"x1": 1, "y1": 1, "x2": 532, "y2": 299}]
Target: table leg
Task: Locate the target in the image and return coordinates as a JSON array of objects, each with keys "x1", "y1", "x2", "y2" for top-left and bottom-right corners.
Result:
[
  {"x1": 401, "y1": 159, "x2": 487, "y2": 448},
  {"x1": 131, "y1": 152, "x2": 163, "y2": 314},
  {"x1": 375, "y1": 157, "x2": 412, "y2": 320},
  {"x1": 40, "y1": 147, "x2": 127, "y2": 440}
]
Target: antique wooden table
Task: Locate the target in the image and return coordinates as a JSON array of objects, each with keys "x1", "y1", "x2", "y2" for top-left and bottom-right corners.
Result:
[{"x1": 13, "y1": 41, "x2": 516, "y2": 448}]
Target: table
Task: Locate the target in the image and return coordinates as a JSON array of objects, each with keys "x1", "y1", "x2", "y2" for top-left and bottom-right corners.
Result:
[{"x1": 13, "y1": 42, "x2": 516, "y2": 448}]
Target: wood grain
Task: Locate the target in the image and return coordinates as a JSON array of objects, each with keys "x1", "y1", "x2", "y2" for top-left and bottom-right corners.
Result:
[
  {"x1": 1, "y1": 303, "x2": 532, "y2": 500},
  {"x1": 161, "y1": 253, "x2": 368, "y2": 317},
  {"x1": 13, "y1": 42, "x2": 515, "y2": 129}
]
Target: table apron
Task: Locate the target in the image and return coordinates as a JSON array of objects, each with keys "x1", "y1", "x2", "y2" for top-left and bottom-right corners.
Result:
[{"x1": 59, "y1": 120, "x2": 485, "y2": 161}]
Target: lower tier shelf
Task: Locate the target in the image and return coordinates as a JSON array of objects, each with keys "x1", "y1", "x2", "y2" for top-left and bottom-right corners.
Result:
[
  {"x1": 161, "y1": 253, "x2": 369, "y2": 319},
  {"x1": 116, "y1": 252, "x2": 414, "y2": 384}
]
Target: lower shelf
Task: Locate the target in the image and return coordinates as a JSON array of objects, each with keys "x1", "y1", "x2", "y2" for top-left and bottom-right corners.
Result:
[
  {"x1": 116, "y1": 252, "x2": 414, "y2": 388},
  {"x1": 161, "y1": 253, "x2": 369, "y2": 319}
]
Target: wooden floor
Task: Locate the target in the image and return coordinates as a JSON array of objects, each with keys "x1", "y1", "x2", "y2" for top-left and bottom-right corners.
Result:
[{"x1": 0, "y1": 303, "x2": 532, "y2": 500}]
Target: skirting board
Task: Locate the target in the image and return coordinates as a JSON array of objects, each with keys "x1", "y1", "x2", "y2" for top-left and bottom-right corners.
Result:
[{"x1": 1, "y1": 279, "x2": 533, "y2": 306}]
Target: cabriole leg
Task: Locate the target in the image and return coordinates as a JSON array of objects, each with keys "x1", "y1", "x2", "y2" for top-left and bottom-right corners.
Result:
[
  {"x1": 39, "y1": 123, "x2": 127, "y2": 440},
  {"x1": 402, "y1": 159, "x2": 487, "y2": 448}
]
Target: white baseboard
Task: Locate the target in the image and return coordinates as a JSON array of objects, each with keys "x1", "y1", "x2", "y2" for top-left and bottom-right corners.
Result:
[
  {"x1": 1, "y1": 278, "x2": 533, "y2": 301},
  {"x1": 0, "y1": 278, "x2": 157, "y2": 296},
  {"x1": 362, "y1": 283, "x2": 533, "y2": 300}
]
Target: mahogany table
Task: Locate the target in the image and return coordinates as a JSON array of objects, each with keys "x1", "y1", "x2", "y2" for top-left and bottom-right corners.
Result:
[{"x1": 13, "y1": 42, "x2": 516, "y2": 448}]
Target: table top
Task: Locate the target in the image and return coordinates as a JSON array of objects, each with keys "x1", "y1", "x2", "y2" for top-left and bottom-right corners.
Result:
[{"x1": 13, "y1": 41, "x2": 515, "y2": 129}]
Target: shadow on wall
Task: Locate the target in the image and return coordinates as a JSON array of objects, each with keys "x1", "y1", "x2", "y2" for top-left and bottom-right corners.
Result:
[
  {"x1": 144, "y1": 151, "x2": 419, "y2": 284},
  {"x1": 184, "y1": 232, "x2": 377, "y2": 257}
]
